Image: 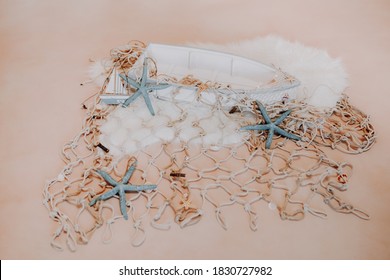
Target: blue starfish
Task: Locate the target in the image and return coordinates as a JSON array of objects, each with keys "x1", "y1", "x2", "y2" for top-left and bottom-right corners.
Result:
[
  {"x1": 89, "y1": 162, "x2": 157, "y2": 220},
  {"x1": 240, "y1": 101, "x2": 300, "y2": 149},
  {"x1": 119, "y1": 58, "x2": 171, "y2": 115}
]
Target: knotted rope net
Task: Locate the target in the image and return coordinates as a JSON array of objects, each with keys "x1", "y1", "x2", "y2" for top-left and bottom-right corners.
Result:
[{"x1": 43, "y1": 42, "x2": 376, "y2": 251}]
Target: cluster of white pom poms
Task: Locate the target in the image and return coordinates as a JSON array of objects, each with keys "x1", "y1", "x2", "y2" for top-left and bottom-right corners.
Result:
[{"x1": 98, "y1": 97, "x2": 247, "y2": 159}]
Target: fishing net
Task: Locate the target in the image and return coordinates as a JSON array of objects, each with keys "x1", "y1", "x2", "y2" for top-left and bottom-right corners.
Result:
[{"x1": 43, "y1": 41, "x2": 376, "y2": 251}]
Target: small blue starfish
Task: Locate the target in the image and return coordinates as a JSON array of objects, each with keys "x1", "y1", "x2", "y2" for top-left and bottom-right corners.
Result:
[
  {"x1": 119, "y1": 58, "x2": 171, "y2": 115},
  {"x1": 240, "y1": 101, "x2": 301, "y2": 149},
  {"x1": 89, "y1": 161, "x2": 157, "y2": 220}
]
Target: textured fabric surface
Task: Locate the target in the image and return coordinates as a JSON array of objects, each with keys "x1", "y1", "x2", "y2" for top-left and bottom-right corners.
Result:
[{"x1": 192, "y1": 35, "x2": 348, "y2": 108}]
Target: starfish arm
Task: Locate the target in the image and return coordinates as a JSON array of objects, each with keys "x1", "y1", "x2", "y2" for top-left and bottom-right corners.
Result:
[
  {"x1": 274, "y1": 110, "x2": 292, "y2": 126},
  {"x1": 96, "y1": 170, "x2": 119, "y2": 186},
  {"x1": 142, "y1": 89, "x2": 156, "y2": 116},
  {"x1": 121, "y1": 163, "x2": 136, "y2": 184},
  {"x1": 274, "y1": 126, "x2": 301, "y2": 141},
  {"x1": 240, "y1": 124, "x2": 271, "y2": 131},
  {"x1": 89, "y1": 187, "x2": 118, "y2": 206},
  {"x1": 147, "y1": 83, "x2": 171, "y2": 91},
  {"x1": 122, "y1": 89, "x2": 143, "y2": 107},
  {"x1": 265, "y1": 127, "x2": 275, "y2": 149},
  {"x1": 119, "y1": 73, "x2": 140, "y2": 89},
  {"x1": 122, "y1": 184, "x2": 157, "y2": 192},
  {"x1": 256, "y1": 101, "x2": 272, "y2": 124},
  {"x1": 89, "y1": 197, "x2": 99, "y2": 207},
  {"x1": 118, "y1": 187, "x2": 128, "y2": 220},
  {"x1": 140, "y1": 59, "x2": 149, "y2": 87}
]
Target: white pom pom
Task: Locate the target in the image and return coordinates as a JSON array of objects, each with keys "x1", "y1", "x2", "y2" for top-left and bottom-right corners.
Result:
[
  {"x1": 145, "y1": 115, "x2": 169, "y2": 128},
  {"x1": 108, "y1": 145, "x2": 124, "y2": 159},
  {"x1": 222, "y1": 132, "x2": 243, "y2": 145},
  {"x1": 135, "y1": 107, "x2": 154, "y2": 121},
  {"x1": 155, "y1": 127, "x2": 175, "y2": 142},
  {"x1": 109, "y1": 128, "x2": 128, "y2": 147},
  {"x1": 100, "y1": 118, "x2": 120, "y2": 134},
  {"x1": 141, "y1": 135, "x2": 160, "y2": 147},
  {"x1": 132, "y1": 128, "x2": 152, "y2": 142},
  {"x1": 202, "y1": 131, "x2": 222, "y2": 146},
  {"x1": 121, "y1": 116, "x2": 142, "y2": 129},
  {"x1": 179, "y1": 126, "x2": 201, "y2": 142},
  {"x1": 163, "y1": 105, "x2": 181, "y2": 120},
  {"x1": 123, "y1": 140, "x2": 138, "y2": 154},
  {"x1": 222, "y1": 123, "x2": 241, "y2": 145},
  {"x1": 98, "y1": 135, "x2": 108, "y2": 146},
  {"x1": 199, "y1": 118, "x2": 219, "y2": 134},
  {"x1": 112, "y1": 107, "x2": 129, "y2": 119}
]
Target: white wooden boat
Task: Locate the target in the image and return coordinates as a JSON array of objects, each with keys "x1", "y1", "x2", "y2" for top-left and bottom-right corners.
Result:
[{"x1": 100, "y1": 43, "x2": 300, "y2": 106}]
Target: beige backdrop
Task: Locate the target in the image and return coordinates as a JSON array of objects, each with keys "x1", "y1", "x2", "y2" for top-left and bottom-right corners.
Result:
[{"x1": 0, "y1": 0, "x2": 389, "y2": 259}]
